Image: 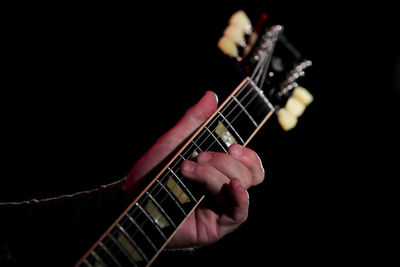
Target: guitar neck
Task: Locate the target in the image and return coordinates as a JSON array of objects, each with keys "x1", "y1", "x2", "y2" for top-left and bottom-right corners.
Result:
[{"x1": 76, "y1": 77, "x2": 274, "y2": 267}]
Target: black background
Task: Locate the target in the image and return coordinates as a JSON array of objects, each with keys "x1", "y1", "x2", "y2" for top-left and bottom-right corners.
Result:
[{"x1": 1, "y1": 2, "x2": 399, "y2": 266}]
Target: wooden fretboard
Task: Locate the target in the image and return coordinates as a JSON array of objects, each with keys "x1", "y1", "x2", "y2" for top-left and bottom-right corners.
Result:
[{"x1": 76, "y1": 77, "x2": 274, "y2": 267}]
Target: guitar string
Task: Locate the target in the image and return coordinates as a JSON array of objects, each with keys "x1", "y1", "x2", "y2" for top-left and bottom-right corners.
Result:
[
  {"x1": 126, "y1": 81, "x2": 255, "y2": 207},
  {"x1": 118, "y1": 35, "x2": 273, "y2": 260},
  {"x1": 93, "y1": 72, "x2": 271, "y2": 263},
  {"x1": 83, "y1": 18, "x2": 277, "y2": 264},
  {"x1": 95, "y1": 77, "x2": 270, "y2": 264},
  {"x1": 258, "y1": 39, "x2": 276, "y2": 91},
  {"x1": 104, "y1": 90, "x2": 267, "y2": 260},
  {"x1": 150, "y1": 62, "x2": 270, "y2": 197},
  {"x1": 251, "y1": 50, "x2": 268, "y2": 82},
  {"x1": 142, "y1": 87, "x2": 264, "y2": 217},
  {"x1": 258, "y1": 55, "x2": 271, "y2": 90},
  {"x1": 134, "y1": 81, "x2": 259, "y2": 209},
  {"x1": 139, "y1": 85, "x2": 261, "y2": 213},
  {"x1": 93, "y1": 84, "x2": 253, "y2": 245},
  {"x1": 91, "y1": 84, "x2": 260, "y2": 264},
  {"x1": 88, "y1": 98, "x2": 252, "y2": 265}
]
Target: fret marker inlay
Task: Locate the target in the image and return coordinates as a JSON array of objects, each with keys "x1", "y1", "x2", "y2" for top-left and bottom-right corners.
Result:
[
  {"x1": 166, "y1": 176, "x2": 191, "y2": 204},
  {"x1": 116, "y1": 232, "x2": 143, "y2": 262},
  {"x1": 215, "y1": 121, "x2": 238, "y2": 147},
  {"x1": 145, "y1": 201, "x2": 170, "y2": 229}
]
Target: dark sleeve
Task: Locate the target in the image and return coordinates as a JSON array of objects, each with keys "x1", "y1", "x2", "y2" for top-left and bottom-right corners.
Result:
[{"x1": 0, "y1": 179, "x2": 129, "y2": 267}]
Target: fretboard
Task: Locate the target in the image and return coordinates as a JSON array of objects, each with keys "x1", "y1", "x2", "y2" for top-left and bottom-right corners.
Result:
[{"x1": 75, "y1": 77, "x2": 274, "y2": 267}]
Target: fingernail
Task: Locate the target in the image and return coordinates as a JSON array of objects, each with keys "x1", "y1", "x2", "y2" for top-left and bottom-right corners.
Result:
[
  {"x1": 197, "y1": 152, "x2": 212, "y2": 163},
  {"x1": 181, "y1": 161, "x2": 195, "y2": 173},
  {"x1": 230, "y1": 144, "x2": 243, "y2": 157}
]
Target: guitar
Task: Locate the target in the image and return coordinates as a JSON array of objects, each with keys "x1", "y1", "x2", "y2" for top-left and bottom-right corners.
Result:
[{"x1": 75, "y1": 10, "x2": 313, "y2": 267}]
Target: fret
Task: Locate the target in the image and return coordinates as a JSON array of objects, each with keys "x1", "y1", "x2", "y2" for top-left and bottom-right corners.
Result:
[
  {"x1": 191, "y1": 129, "x2": 225, "y2": 156},
  {"x1": 147, "y1": 181, "x2": 187, "y2": 230},
  {"x1": 156, "y1": 179, "x2": 188, "y2": 215},
  {"x1": 125, "y1": 213, "x2": 158, "y2": 252},
  {"x1": 203, "y1": 125, "x2": 229, "y2": 153},
  {"x1": 145, "y1": 191, "x2": 176, "y2": 229},
  {"x1": 99, "y1": 242, "x2": 122, "y2": 267},
  {"x1": 134, "y1": 202, "x2": 168, "y2": 241},
  {"x1": 215, "y1": 121, "x2": 238, "y2": 147},
  {"x1": 115, "y1": 218, "x2": 163, "y2": 266},
  {"x1": 93, "y1": 246, "x2": 114, "y2": 267},
  {"x1": 164, "y1": 176, "x2": 190, "y2": 206},
  {"x1": 235, "y1": 81, "x2": 274, "y2": 124},
  {"x1": 248, "y1": 79, "x2": 275, "y2": 110},
  {"x1": 190, "y1": 140, "x2": 203, "y2": 152},
  {"x1": 217, "y1": 111, "x2": 245, "y2": 144},
  {"x1": 123, "y1": 204, "x2": 166, "y2": 250},
  {"x1": 116, "y1": 223, "x2": 149, "y2": 263},
  {"x1": 188, "y1": 140, "x2": 202, "y2": 160},
  {"x1": 76, "y1": 76, "x2": 278, "y2": 267},
  {"x1": 232, "y1": 95, "x2": 259, "y2": 127},
  {"x1": 90, "y1": 251, "x2": 107, "y2": 267},
  {"x1": 84, "y1": 252, "x2": 97, "y2": 267},
  {"x1": 82, "y1": 259, "x2": 92, "y2": 267},
  {"x1": 166, "y1": 167, "x2": 198, "y2": 203},
  {"x1": 107, "y1": 233, "x2": 138, "y2": 267},
  {"x1": 234, "y1": 79, "x2": 255, "y2": 101}
]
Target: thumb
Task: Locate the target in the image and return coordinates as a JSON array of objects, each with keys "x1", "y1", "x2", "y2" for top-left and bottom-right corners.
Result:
[{"x1": 127, "y1": 91, "x2": 218, "y2": 183}]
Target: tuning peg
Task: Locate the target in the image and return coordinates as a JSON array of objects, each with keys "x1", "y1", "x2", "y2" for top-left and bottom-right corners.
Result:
[
  {"x1": 277, "y1": 108, "x2": 298, "y2": 131},
  {"x1": 278, "y1": 86, "x2": 313, "y2": 131},
  {"x1": 292, "y1": 86, "x2": 313, "y2": 106},
  {"x1": 224, "y1": 24, "x2": 246, "y2": 47},
  {"x1": 229, "y1": 10, "x2": 252, "y2": 35},
  {"x1": 218, "y1": 36, "x2": 239, "y2": 58},
  {"x1": 285, "y1": 96, "x2": 306, "y2": 117}
]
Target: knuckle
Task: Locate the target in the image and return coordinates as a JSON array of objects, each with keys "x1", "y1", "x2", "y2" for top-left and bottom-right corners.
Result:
[
  {"x1": 243, "y1": 170, "x2": 253, "y2": 188},
  {"x1": 246, "y1": 149, "x2": 259, "y2": 164},
  {"x1": 195, "y1": 164, "x2": 214, "y2": 180}
]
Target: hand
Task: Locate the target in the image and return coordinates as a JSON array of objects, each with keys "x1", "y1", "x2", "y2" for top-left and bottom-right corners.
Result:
[{"x1": 125, "y1": 91, "x2": 265, "y2": 248}]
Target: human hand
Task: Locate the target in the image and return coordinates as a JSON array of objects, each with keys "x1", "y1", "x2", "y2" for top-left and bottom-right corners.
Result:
[{"x1": 125, "y1": 91, "x2": 264, "y2": 248}]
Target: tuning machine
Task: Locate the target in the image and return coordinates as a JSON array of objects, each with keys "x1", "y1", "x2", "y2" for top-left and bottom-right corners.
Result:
[
  {"x1": 275, "y1": 58, "x2": 313, "y2": 130},
  {"x1": 277, "y1": 85, "x2": 313, "y2": 131},
  {"x1": 218, "y1": 10, "x2": 252, "y2": 60},
  {"x1": 278, "y1": 60, "x2": 312, "y2": 97}
]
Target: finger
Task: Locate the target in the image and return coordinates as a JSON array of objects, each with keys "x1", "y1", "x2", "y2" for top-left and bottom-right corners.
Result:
[
  {"x1": 181, "y1": 160, "x2": 229, "y2": 195},
  {"x1": 167, "y1": 91, "x2": 218, "y2": 143},
  {"x1": 196, "y1": 152, "x2": 253, "y2": 189},
  {"x1": 229, "y1": 144, "x2": 265, "y2": 185},
  {"x1": 128, "y1": 91, "x2": 218, "y2": 180},
  {"x1": 218, "y1": 178, "x2": 249, "y2": 228}
]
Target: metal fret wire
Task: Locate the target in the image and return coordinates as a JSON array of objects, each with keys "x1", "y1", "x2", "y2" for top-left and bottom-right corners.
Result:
[
  {"x1": 94, "y1": 79, "x2": 270, "y2": 264},
  {"x1": 95, "y1": 81, "x2": 266, "y2": 265},
  {"x1": 128, "y1": 80, "x2": 261, "y2": 219}
]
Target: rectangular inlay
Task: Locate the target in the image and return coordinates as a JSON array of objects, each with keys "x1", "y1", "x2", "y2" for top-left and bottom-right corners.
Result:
[
  {"x1": 145, "y1": 201, "x2": 170, "y2": 229},
  {"x1": 166, "y1": 176, "x2": 191, "y2": 204},
  {"x1": 215, "y1": 121, "x2": 237, "y2": 147},
  {"x1": 116, "y1": 232, "x2": 143, "y2": 262}
]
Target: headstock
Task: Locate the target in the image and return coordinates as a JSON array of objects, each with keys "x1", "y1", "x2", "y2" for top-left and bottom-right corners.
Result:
[{"x1": 218, "y1": 10, "x2": 314, "y2": 131}]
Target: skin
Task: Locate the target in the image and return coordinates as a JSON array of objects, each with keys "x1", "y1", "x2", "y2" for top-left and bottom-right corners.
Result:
[{"x1": 124, "y1": 91, "x2": 265, "y2": 248}]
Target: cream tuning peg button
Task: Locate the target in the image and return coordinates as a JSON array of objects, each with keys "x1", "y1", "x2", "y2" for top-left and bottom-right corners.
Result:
[
  {"x1": 277, "y1": 108, "x2": 298, "y2": 131},
  {"x1": 285, "y1": 96, "x2": 306, "y2": 117},
  {"x1": 292, "y1": 86, "x2": 313, "y2": 106},
  {"x1": 218, "y1": 36, "x2": 239, "y2": 58},
  {"x1": 229, "y1": 10, "x2": 252, "y2": 35},
  {"x1": 224, "y1": 24, "x2": 246, "y2": 47}
]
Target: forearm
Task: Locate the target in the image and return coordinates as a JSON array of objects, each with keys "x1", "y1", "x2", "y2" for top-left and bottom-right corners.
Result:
[{"x1": 0, "y1": 179, "x2": 128, "y2": 266}]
